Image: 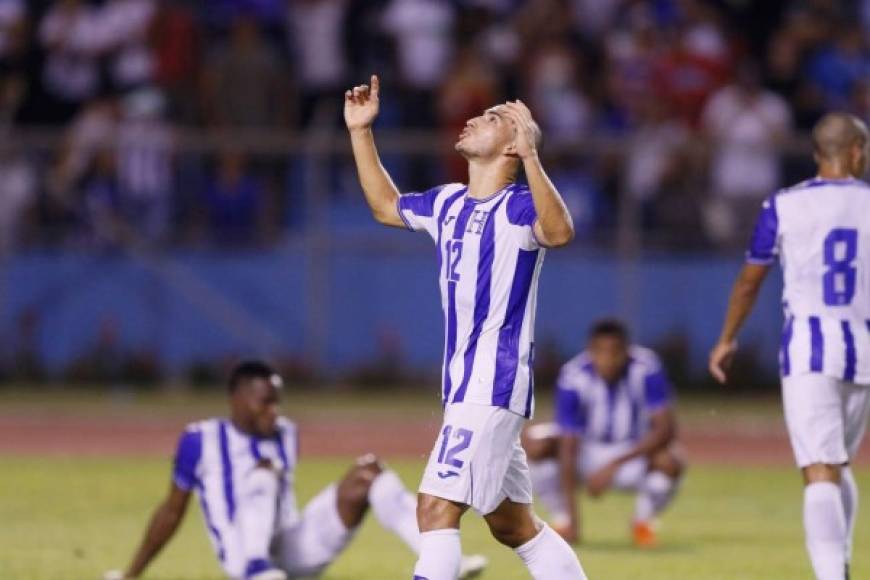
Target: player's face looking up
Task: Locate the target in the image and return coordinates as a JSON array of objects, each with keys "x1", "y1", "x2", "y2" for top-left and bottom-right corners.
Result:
[
  {"x1": 455, "y1": 107, "x2": 517, "y2": 163},
  {"x1": 588, "y1": 335, "x2": 630, "y2": 384},
  {"x1": 230, "y1": 376, "x2": 281, "y2": 437}
]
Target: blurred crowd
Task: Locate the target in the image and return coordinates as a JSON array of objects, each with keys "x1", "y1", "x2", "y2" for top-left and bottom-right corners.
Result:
[{"x1": 1, "y1": 0, "x2": 869, "y2": 252}]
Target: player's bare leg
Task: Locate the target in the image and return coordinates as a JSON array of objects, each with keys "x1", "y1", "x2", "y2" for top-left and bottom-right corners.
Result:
[
  {"x1": 336, "y1": 458, "x2": 486, "y2": 580},
  {"x1": 239, "y1": 460, "x2": 287, "y2": 580},
  {"x1": 484, "y1": 498, "x2": 586, "y2": 579},
  {"x1": 414, "y1": 493, "x2": 468, "y2": 579},
  {"x1": 633, "y1": 449, "x2": 685, "y2": 547},
  {"x1": 524, "y1": 425, "x2": 573, "y2": 536},
  {"x1": 802, "y1": 463, "x2": 849, "y2": 580}
]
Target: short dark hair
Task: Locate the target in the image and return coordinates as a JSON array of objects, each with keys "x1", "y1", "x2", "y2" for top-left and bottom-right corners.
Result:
[
  {"x1": 588, "y1": 318, "x2": 629, "y2": 342},
  {"x1": 228, "y1": 360, "x2": 279, "y2": 393}
]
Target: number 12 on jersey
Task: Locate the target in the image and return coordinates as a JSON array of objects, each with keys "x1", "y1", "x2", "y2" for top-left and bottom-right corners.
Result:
[
  {"x1": 445, "y1": 240, "x2": 463, "y2": 282},
  {"x1": 823, "y1": 228, "x2": 858, "y2": 306}
]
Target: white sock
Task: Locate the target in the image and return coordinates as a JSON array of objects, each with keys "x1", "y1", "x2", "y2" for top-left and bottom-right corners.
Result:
[
  {"x1": 413, "y1": 529, "x2": 461, "y2": 580},
  {"x1": 514, "y1": 524, "x2": 587, "y2": 580},
  {"x1": 804, "y1": 481, "x2": 848, "y2": 580},
  {"x1": 635, "y1": 471, "x2": 677, "y2": 523},
  {"x1": 529, "y1": 459, "x2": 570, "y2": 527},
  {"x1": 238, "y1": 467, "x2": 279, "y2": 564},
  {"x1": 368, "y1": 470, "x2": 421, "y2": 553},
  {"x1": 840, "y1": 467, "x2": 858, "y2": 564}
]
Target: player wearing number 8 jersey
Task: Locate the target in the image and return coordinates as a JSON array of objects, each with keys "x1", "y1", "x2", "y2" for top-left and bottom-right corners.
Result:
[
  {"x1": 710, "y1": 113, "x2": 870, "y2": 580},
  {"x1": 345, "y1": 74, "x2": 586, "y2": 580}
]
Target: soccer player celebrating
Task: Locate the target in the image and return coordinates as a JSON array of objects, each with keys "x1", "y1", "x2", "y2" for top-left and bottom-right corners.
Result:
[
  {"x1": 710, "y1": 113, "x2": 870, "y2": 580},
  {"x1": 524, "y1": 319, "x2": 684, "y2": 547},
  {"x1": 105, "y1": 361, "x2": 487, "y2": 580},
  {"x1": 346, "y1": 75, "x2": 586, "y2": 579}
]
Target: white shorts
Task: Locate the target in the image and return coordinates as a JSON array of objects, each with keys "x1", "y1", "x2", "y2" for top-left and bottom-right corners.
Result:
[
  {"x1": 579, "y1": 441, "x2": 648, "y2": 491},
  {"x1": 782, "y1": 374, "x2": 870, "y2": 468},
  {"x1": 419, "y1": 402, "x2": 533, "y2": 515},
  {"x1": 272, "y1": 485, "x2": 353, "y2": 579}
]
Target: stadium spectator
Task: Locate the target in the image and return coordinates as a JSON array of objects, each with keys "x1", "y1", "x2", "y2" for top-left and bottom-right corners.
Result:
[
  {"x1": 624, "y1": 97, "x2": 692, "y2": 231},
  {"x1": 201, "y1": 13, "x2": 289, "y2": 128},
  {"x1": 38, "y1": 0, "x2": 103, "y2": 124},
  {"x1": 150, "y1": 0, "x2": 201, "y2": 123},
  {"x1": 79, "y1": 146, "x2": 124, "y2": 249},
  {"x1": 201, "y1": 149, "x2": 263, "y2": 247},
  {"x1": 805, "y1": 22, "x2": 870, "y2": 111},
  {"x1": 0, "y1": 0, "x2": 25, "y2": 60},
  {"x1": 381, "y1": 0, "x2": 455, "y2": 128},
  {"x1": 0, "y1": 146, "x2": 36, "y2": 253},
  {"x1": 600, "y1": 6, "x2": 663, "y2": 130},
  {"x1": 525, "y1": 41, "x2": 593, "y2": 143},
  {"x1": 97, "y1": 0, "x2": 157, "y2": 93},
  {"x1": 46, "y1": 97, "x2": 121, "y2": 230},
  {"x1": 701, "y1": 63, "x2": 791, "y2": 248},
  {"x1": 438, "y1": 44, "x2": 500, "y2": 182},
  {"x1": 116, "y1": 88, "x2": 174, "y2": 243},
  {"x1": 287, "y1": 0, "x2": 348, "y2": 127}
]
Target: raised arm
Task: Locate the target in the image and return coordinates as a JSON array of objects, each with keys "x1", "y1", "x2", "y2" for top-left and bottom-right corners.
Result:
[
  {"x1": 501, "y1": 101, "x2": 575, "y2": 248},
  {"x1": 344, "y1": 74, "x2": 404, "y2": 228},
  {"x1": 111, "y1": 483, "x2": 192, "y2": 579},
  {"x1": 709, "y1": 263, "x2": 771, "y2": 383}
]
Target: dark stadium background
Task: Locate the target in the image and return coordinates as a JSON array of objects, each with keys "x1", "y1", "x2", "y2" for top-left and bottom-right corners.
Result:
[{"x1": 6, "y1": 0, "x2": 862, "y2": 390}]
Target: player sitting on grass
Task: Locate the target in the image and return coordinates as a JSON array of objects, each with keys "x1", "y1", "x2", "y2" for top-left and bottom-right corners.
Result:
[
  {"x1": 523, "y1": 319, "x2": 684, "y2": 547},
  {"x1": 105, "y1": 361, "x2": 486, "y2": 580}
]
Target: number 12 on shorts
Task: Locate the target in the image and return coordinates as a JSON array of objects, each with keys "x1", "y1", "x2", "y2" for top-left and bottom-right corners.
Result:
[{"x1": 437, "y1": 425, "x2": 473, "y2": 468}]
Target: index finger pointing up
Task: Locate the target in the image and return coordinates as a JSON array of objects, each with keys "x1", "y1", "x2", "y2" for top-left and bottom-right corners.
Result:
[{"x1": 370, "y1": 75, "x2": 380, "y2": 98}]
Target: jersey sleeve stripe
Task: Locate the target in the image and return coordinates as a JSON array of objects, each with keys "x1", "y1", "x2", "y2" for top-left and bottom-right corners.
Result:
[
  {"x1": 745, "y1": 195, "x2": 779, "y2": 264},
  {"x1": 396, "y1": 197, "x2": 415, "y2": 231}
]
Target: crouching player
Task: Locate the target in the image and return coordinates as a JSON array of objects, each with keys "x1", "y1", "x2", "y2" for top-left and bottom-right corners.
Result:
[
  {"x1": 105, "y1": 361, "x2": 486, "y2": 579},
  {"x1": 524, "y1": 320, "x2": 685, "y2": 546}
]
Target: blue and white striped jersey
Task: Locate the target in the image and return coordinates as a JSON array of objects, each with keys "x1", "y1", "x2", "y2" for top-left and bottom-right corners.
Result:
[
  {"x1": 554, "y1": 346, "x2": 672, "y2": 443},
  {"x1": 172, "y1": 417, "x2": 299, "y2": 566},
  {"x1": 398, "y1": 183, "x2": 545, "y2": 418},
  {"x1": 747, "y1": 177, "x2": 870, "y2": 383}
]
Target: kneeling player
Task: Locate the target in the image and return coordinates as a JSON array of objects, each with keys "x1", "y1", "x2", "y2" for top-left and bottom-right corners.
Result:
[
  {"x1": 524, "y1": 320, "x2": 685, "y2": 546},
  {"x1": 106, "y1": 361, "x2": 486, "y2": 579}
]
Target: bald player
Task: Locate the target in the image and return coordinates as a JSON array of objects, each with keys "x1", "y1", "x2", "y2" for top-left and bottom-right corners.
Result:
[{"x1": 710, "y1": 113, "x2": 870, "y2": 580}]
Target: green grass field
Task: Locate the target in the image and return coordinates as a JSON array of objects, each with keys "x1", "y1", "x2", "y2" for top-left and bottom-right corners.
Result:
[{"x1": 1, "y1": 455, "x2": 868, "y2": 579}]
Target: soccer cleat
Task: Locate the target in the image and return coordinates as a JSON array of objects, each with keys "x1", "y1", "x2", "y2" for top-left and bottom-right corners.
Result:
[
  {"x1": 245, "y1": 558, "x2": 287, "y2": 580},
  {"x1": 459, "y1": 554, "x2": 488, "y2": 579},
  {"x1": 632, "y1": 520, "x2": 658, "y2": 548}
]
